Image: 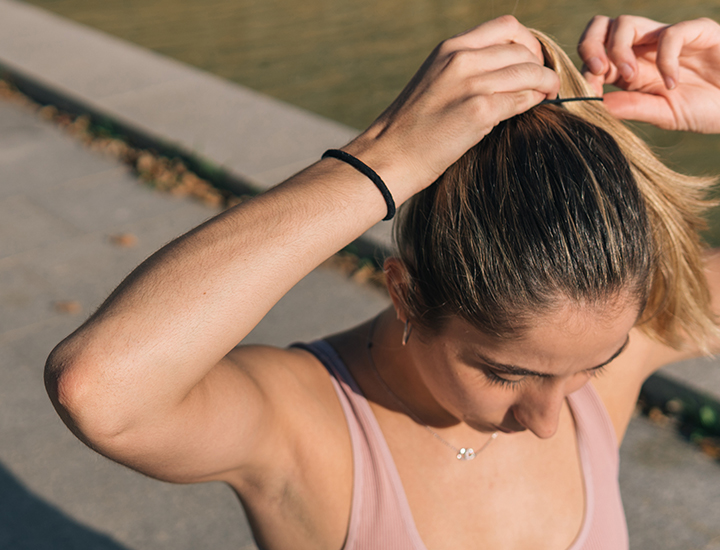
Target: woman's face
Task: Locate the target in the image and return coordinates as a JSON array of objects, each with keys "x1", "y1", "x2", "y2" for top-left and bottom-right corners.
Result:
[{"x1": 407, "y1": 300, "x2": 638, "y2": 439}]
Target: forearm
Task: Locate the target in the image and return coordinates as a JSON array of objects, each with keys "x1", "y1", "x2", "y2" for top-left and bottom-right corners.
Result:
[
  {"x1": 46, "y1": 154, "x2": 399, "y2": 432},
  {"x1": 45, "y1": 16, "x2": 560, "y2": 440}
]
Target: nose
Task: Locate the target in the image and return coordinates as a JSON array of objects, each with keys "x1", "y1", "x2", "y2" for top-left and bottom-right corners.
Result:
[{"x1": 511, "y1": 383, "x2": 567, "y2": 439}]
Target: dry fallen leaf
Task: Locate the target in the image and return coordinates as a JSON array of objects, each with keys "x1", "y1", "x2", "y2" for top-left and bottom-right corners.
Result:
[
  {"x1": 699, "y1": 439, "x2": 720, "y2": 459},
  {"x1": 199, "y1": 189, "x2": 224, "y2": 208},
  {"x1": 136, "y1": 152, "x2": 157, "y2": 177},
  {"x1": 38, "y1": 104, "x2": 58, "y2": 121},
  {"x1": 55, "y1": 114, "x2": 73, "y2": 127},
  {"x1": 225, "y1": 195, "x2": 245, "y2": 209},
  {"x1": 54, "y1": 300, "x2": 82, "y2": 314},
  {"x1": 648, "y1": 407, "x2": 670, "y2": 427},
  {"x1": 109, "y1": 233, "x2": 138, "y2": 248},
  {"x1": 351, "y1": 265, "x2": 374, "y2": 284}
]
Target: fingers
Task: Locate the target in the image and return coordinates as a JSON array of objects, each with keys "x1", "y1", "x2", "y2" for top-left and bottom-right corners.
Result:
[
  {"x1": 468, "y1": 62, "x2": 560, "y2": 99},
  {"x1": 578, "y1": 15, "x2": 667, "y2": 85},
  {"x1": 601, "y1": 90, "x2": 676, "y2": 129},
  {"x1": 654, "y1": 26, "x2": 682, "y2": 90},
  {"x1": 451, "y1": 63, "x2": 560, "y2": 133},
  {"x1": 435, "y1": 42, "x2": 560, "y2": 113},
  {"x1": 446, "y1": 15, "x2": 545, "y2": 64},
  {"x1": 609, "y1": 17, "x2": 670, "y2": 81},
  {"x1": 578, "y1": 15, "x2": 612, "y2": 76},
  {"x1": 582, "y1": 72, "x2": 605, "y2": 97},
  {"x1": 654, "y1": 19, "x2": 720, "y2": 90},
  {"x1": 444, "y1": 43, "x2": 546, "y2": 78},
  {"x1": 482, "y1": 89, "x2": 551, "y2": 125},
  {"x1": 605, "y1": 17, "x2": 642, "y2": 82}
]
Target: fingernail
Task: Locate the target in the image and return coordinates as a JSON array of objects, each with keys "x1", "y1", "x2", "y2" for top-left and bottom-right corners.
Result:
[
  {"x1": 664, "y1": 75, "x2": 676, "y2": 90},
  {"x1": 587, "y1": 56, "x2": 603, "y2": 75},
  {"x1": 618, "y1": 63, "x2": 634, "y2": 81}
]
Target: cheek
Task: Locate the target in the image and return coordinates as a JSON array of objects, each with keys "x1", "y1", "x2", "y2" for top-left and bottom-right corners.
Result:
[{"x1": 417, "y1": 360, "x2": 472, "y2": 407}]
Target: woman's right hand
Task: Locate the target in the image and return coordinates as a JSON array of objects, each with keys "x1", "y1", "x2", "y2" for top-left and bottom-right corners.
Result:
[{"x1": 346, "y1": 15, "x2": 560, "y2": 204}]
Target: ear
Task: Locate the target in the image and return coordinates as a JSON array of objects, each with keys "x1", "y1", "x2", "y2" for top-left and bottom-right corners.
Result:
[{"x1": 383, "y1": 257, "x2": 411, "y2": 322}]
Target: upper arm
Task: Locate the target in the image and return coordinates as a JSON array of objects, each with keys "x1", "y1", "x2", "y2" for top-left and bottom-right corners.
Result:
[
  {"x1": 640, "y1": 248, "x2": 720, "y2": 370},
  {"x1": 592, "y1": 249, "x2": 720, "y2": 444},
  {"x1": 54, "y1": 345, "x2": 329, "y2": 485}
]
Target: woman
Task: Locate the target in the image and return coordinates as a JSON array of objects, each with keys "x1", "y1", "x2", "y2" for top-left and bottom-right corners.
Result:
[{"x1": 45, "y1": 14, "x2": 720, "y2": 550}]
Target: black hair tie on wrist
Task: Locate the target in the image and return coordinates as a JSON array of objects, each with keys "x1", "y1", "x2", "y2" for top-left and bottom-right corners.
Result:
[{"x1": 322, "y1": 149, "x2": 396, "y2": 221}]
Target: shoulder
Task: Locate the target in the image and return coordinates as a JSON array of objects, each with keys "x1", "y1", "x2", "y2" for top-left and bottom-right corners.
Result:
[
  {"x1": 224, "y1": 343, "x2": 346, "y2": 444},
  {"x1": 226, "y1": 341, "x2": 351, "y2": 459},
  {"x1": 225, "y1": 343, "x2": 332, "y2": 394}
]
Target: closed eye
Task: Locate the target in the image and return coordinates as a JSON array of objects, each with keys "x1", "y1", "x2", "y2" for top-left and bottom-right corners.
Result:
[
  {"x1": 484, "y1": 368, "x2": 527, "y2": 389},
  {"x1": 588, "y1": 364, "x2": 608, "y2": 378},
  {"x1": 486, "y1": 362, "x2": 608, "y2": 389}
]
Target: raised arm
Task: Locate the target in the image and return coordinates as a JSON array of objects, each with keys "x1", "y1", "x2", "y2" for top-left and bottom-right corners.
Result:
[
  {"x1": 577, "y1": 15, "x2": 720, "y2": 132},
  {"x1": 44, "y1": 16, "x2": 559, "y2": 483}
]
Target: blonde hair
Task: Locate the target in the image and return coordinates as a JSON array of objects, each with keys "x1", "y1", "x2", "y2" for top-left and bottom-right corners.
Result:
[
  {"x1": 536, "y1": 31, "x2": 719, "y2": 350},
  {"x1": 393, "y1": 30, "x2": 719, "y2": 351}
]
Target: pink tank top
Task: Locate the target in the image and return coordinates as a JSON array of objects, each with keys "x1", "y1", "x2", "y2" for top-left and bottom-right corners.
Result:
[{"x1": 294, "y1": 340, "x2": 629, "y2": 550}]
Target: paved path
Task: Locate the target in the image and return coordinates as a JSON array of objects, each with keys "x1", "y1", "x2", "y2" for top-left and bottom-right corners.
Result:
[{"x1": 2, "y1": 92, "x2": 719, "y2": 548}]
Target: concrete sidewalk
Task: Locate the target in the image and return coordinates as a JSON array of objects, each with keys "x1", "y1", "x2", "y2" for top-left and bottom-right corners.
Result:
[{"x1": 2, "y1": 90, "x2": 720, "y2": 549}]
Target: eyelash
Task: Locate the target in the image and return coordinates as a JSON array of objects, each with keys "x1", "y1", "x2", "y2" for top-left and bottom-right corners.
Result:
[
  {"x1": 589, "y1": 365, "x2": 608, "y2": 378},
  {"x1": 484, "y1": 364, "x2": 609, "y2": 389},
  {"x1": 484, "y1": 369, "x2": 526, "y2": 389}
]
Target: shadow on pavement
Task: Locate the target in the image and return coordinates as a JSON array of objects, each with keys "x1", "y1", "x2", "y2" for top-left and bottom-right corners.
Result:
[{"x1": 0, "y1": 461, "x2": 129, "y2": 550}]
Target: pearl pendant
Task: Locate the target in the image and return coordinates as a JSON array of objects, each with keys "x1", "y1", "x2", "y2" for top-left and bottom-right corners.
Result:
[{"x1": 456, "y1": 447, "x2": 476, "y2": 460}]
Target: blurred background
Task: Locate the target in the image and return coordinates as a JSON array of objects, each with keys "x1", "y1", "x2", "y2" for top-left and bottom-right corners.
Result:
[
  {"x1": 20, "y1": 0, "x2": 719, "y2": 128},
  {"x1": 23, "y1": 0, "x2": 720, "y2": 209}
]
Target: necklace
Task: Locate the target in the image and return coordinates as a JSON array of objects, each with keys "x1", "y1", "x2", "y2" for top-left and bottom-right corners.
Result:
[{"x1": 366, "y1": 317, "x2": 498, "y2": 461}]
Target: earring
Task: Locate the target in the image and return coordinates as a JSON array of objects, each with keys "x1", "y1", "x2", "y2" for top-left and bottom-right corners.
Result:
[{"x1": 402, "y1": 320, "x2": 413, "y2": 346}]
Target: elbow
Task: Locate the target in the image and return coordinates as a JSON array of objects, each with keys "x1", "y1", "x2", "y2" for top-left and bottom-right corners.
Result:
[
  {"x1": 44, "y1": 341, "x2": 80, "y2": 422},
  {"x1": 44, "y1": 342, "x2": 131, "y2": 447}
]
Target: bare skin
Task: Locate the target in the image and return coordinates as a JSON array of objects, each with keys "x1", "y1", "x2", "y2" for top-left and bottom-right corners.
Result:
[
  {"x1": 45, "y1": 14, "x2": 720, "y2": 550},
  {"x1": 323, "y1": 301, "x2": 636, "y2": 550},
  {"x1": 577, "y1": 15, "x2": 720, "y2": 132}
]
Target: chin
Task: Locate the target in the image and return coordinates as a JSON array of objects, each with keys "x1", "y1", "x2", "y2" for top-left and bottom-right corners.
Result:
[
  {"x1": 464, "y1": 418, "x2": 500, "y2": 434},
  {"x1": 494, "y1": 425, "x2": 526, "y2": 435}
]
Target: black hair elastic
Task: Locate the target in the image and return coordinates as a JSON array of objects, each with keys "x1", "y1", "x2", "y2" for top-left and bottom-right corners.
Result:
[
  {"x1": 322, "y1": 149, "x2": 395, "y2": 221},
  {"x1": 539, "y1": 96, "x2": 604, "y2": 106}
]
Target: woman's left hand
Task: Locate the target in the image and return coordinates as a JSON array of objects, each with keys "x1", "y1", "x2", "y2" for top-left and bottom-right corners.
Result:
[{"x1": 577, "y1": 15, "x2": 720, "y2": 133}]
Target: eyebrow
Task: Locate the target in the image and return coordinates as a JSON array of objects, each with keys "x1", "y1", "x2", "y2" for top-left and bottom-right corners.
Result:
[{"x1": 473, "y1": 335, "x2": 630, "y2": 378}]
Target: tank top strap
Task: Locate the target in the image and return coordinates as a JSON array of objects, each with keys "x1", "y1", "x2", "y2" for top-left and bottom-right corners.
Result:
[
  {"x1": 291, "y1": 341, "x2": 628, "y2": 550},
  {"x1": 566, "y1": 383, "x2": 629, "y2": 549},
  {"x1": 291, "y1": 340, "x2": 427, "y2": 550}
]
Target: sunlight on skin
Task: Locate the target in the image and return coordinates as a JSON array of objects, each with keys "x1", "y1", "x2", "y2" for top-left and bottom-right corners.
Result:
[{"x1": 400, "y1": 299, "x2": 640, "y2": 440}]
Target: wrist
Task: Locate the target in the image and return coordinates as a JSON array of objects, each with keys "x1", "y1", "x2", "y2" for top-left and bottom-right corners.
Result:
[
  {"x1": 322, "y1": 149, "x2": 395, "y2": 220},
  {"x1": 340, "y1": 134, "x2": 437, "y2": 207}
]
